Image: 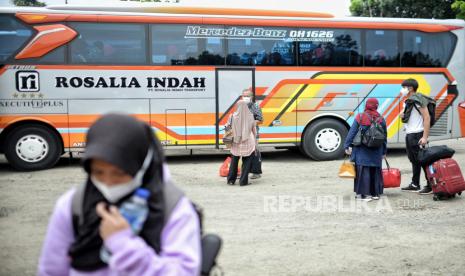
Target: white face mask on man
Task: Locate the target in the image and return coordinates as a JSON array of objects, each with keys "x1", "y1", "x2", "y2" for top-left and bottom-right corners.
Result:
[
  {"x1": 400, "y1": 87, "x2": 410, "y2": 96},
  {"x1": 242, "y1": 96, "x2": 251, "y2": 103},
  {"x1": 92, "y1": 148, "x2": 154, "y2": 203}
]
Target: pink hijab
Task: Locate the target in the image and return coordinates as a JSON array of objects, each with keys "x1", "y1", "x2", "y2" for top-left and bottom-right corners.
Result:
[{"x1": 232, "y1": 100, "x2": 255, "y2": 143}]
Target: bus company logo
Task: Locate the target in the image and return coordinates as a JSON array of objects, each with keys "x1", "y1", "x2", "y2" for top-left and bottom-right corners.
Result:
[
  {"x1": 55, "y1": 76, "x2": 206, "y2": 92},
  {"x1": 186, "y1": 25, "x2": 287, "y2": 40},
  {"x1": 16, "y1": 71, "x2": 40, "y2": 92}
]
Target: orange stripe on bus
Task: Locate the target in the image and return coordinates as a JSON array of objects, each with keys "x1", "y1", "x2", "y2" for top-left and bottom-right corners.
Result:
[
  {"x1": 436, "y1": 94, "x2": 456, "y2": 119},
  {"x1": 382, "y1": 95, "x2": 401, "y2": 117},
  {"x1": 119, "y1": 7, "x2": 334, "y2": 18},
  {"x1": 434, "y1": 84, "x2": 448, "y2": 101},
  {"x1": 255, "y1": 87, "x2": 268, "y2": 96},
  {"x1": 16, "y1": 13, "x2": 69, "y2": 24},
  {"x1": 0, "y1": 115, "x2": 68, "y2": 129},
  {"x1": 260, "y1": 133, "x2": 298, "y2": 138}
]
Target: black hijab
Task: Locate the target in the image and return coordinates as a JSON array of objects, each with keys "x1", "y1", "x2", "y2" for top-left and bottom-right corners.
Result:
[{"x1": 68, "y1": 114, "x2": 166, "y2": 271}]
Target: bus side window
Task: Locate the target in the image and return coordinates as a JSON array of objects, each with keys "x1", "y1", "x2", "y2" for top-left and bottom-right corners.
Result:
[
  {"x1": 71, "y1": 37, "x2": 89, "y2": 63},
  {"x1": 151, "y1": 24, "x2": 225, "y2": 66},
  {"x1": 226, "y1": 30, "x2": 295, "y2": 66},
  {"x1": 69, "y1": 23, "x2": 147, "y2": 65},
  {"x1": 298, "y1": 29, "x2": 361, "y2": 66},
  {"x1": 401, "y1": 31, "x2": 457, "y2": 67},
  {"x1": 365, "y1": 30, "x2": 399, "y2": 67}
]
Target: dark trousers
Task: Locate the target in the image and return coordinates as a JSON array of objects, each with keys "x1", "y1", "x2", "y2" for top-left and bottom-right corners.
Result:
[
  {"x1": 250, "y1": 150, "x2": 262, "y2": 174},
  {"x1": 227, "y1": 155, "x2": 252, "y2": 185},
  {"x1": 405, "y1": 132, "x2": 429, "y2": 187}
]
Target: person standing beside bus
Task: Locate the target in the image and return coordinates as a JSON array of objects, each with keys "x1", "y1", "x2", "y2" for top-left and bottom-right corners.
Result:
[
  {"x1": 241, "y1": 88, "x2": 264, "y2": 179},
  {"x1": 399, "y1": 78, "x2": 432, "y2": 194},
  {"x1": 344, "y1": 98, "x2": 387, "y2": 201},
  {"x1": 227, "y1": 100, "x2": 257, "y2": 186},
  {"x1": 38, "y1": 114, "x2": 201, "y2": 275}
]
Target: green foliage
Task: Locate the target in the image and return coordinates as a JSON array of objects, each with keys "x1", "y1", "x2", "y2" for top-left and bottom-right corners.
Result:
[
  {"x1": 350, "y1": 0, "x2": 457, "y2": 19},
  {"x1": 452, "y1": 0, "x2": 465, "y2": 19},
  {"x1": 13, "y1": 0, "x2": 46, "y2": 7}
]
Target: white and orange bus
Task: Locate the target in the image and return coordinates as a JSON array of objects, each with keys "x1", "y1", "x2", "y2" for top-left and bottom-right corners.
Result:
[{"x1": 1, "y1": 6, "x2": 465, "y2": 170}]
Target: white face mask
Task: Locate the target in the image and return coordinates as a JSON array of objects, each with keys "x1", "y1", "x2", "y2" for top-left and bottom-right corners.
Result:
[
  {"x1": 92, "y1": 148, "x2": 154, "y2": 203},
  {"x1": 91, "y1": 176, "x2": 140, "y2": 203},
  {"x1": 400, "y1": 87, "x2": 409, "y2": 96},
  {"x1": 242, "y1": 96, "x2": 251, "y2": 103}
]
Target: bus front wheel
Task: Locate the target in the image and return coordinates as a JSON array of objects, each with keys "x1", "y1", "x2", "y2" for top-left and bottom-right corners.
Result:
[
  {"x1": 4, "y1": 125, "x2": 62, "y2": 171},
  {"x1": 301, "y1": 119, "x2": 348, "y2": 161}
]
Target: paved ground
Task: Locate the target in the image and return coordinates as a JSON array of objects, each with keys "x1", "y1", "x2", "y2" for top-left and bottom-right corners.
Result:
[{"x1": 1, "y1": 139, "x2": 465, "y2": 276}]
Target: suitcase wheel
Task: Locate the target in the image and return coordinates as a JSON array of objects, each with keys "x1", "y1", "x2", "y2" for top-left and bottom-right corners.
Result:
[
  {"x1": 433, "y1": 195, "x2": 439, "y2": 201},
  {"x1": 458, "y1": 192, "x2": 462, "y2": 196}
]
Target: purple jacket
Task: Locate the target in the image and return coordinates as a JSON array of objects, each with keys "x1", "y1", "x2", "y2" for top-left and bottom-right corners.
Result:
[{"x1": 38, "y1": 188, "x2": 201, "y2": 276}]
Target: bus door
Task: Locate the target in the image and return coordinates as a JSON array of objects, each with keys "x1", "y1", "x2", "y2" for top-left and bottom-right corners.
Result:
[
  {"x1": 163, "y1": 109, "x2": 187, "y2": 149},
  {"x1": 215, "y1": 68, "x2": 255, "y2": 147}
]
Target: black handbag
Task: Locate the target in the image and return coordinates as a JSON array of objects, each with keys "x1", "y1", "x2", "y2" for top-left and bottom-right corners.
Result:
[
  {"x1": 417, "y1": 145, "x2": 455, "y2": 166},
  {"x1": 353, "y1": 128, "x2": 363, "y2": 146}
]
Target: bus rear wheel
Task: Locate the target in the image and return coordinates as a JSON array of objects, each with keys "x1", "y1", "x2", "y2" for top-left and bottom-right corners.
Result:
[
  {"x1": 301, "y1": 119, "x2": 348, "y2": 161},
  {"x1": 4, "y1": 125, "x2": 62, "y2": 171}
]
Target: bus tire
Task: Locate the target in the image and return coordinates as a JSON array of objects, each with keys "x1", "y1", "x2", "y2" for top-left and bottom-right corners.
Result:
[
  {"x1": 4, "y1": 124, "x2": 62, "y2": 171},
  {"x1": 301, "y1": 119, "x2": 348, "y2": 161}
]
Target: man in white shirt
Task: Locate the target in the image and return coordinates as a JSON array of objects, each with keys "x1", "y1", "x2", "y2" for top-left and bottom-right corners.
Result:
[{"x1": 399, "y1": 78, "x2": 432, "y2": 194}]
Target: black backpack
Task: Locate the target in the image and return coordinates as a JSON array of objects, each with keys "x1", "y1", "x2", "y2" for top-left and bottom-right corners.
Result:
[
  {"x1": 415, "y1": 95, "x2": 436, "y2": 127},
  {"x1": 361, "y1": 114, "x2": 386, "y2": 148}
]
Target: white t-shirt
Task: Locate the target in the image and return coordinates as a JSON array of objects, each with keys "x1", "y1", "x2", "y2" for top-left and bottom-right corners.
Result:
[{"x1": 403, "y1": 102, "x2": 424, "y2": 134}]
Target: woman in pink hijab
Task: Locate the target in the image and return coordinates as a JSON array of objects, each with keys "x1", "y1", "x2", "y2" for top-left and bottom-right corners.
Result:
[{"x1": 227, "y1": 100, "x2": 257, "y2": 186}]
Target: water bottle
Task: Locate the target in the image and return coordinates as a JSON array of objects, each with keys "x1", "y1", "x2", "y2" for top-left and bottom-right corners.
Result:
[{"x1": 100, "y1": 188, "x2": 151, "y2": 263}]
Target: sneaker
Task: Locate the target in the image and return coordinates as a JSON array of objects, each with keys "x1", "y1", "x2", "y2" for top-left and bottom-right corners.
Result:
[
  {"x1": 372, "y1": 196, "x2": 380, "y2": 200},
  {"x1": 250, "y1": 174, "x2": 261, "y2": 179},
  {"x1": 401, "y1": 183, "x2": 420, "y2": 192},
  {"x1": 419, "y1": 186, "x2": 433, "y2": 195},
  {"x1": 227, "y1": 181, "x2": 235, "y2": 185},
  {"x1": 356, "y1": 195, "x2": 373, "y2": 202}
]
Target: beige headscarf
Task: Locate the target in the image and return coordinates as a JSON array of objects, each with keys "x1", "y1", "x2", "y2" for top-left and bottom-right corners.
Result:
[{"x1": 232, "y1": 100, "x2": 255, "y2": 143}]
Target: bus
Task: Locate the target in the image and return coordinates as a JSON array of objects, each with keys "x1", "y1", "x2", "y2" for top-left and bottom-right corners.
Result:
[{"x1": 1, "y1": 6, "x2": 465, "y2": 171}]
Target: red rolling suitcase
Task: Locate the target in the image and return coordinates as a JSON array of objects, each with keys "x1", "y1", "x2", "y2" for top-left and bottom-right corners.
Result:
[{"x1": 426, "y1": 158, "x2": 465, "y2": 201}]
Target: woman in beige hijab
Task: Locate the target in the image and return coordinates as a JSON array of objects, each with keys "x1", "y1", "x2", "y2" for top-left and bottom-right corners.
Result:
[{"x1": 227, "y1": 100, "x2": 257, "y2": 186}]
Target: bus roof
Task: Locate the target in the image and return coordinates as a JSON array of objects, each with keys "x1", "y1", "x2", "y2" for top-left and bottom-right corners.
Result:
[{"x1": 1, "y1": 6, "x2": 464, "y2": 31}]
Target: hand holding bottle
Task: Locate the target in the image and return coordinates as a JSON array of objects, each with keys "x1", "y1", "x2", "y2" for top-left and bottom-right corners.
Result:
[{"x1": 96, "y1": 203, "x2": 130, "y2": 240}]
